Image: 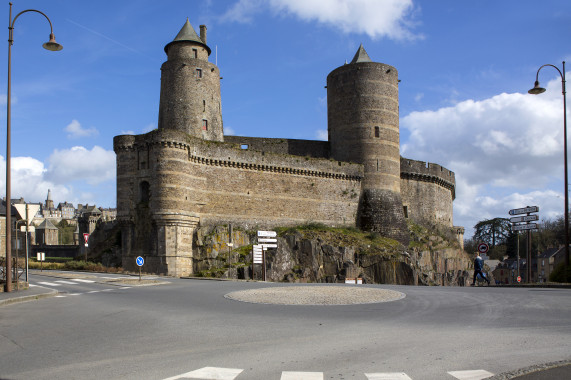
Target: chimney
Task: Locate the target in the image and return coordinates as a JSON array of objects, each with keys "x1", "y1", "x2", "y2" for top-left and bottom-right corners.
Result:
[{"x1": 200, "y1": 25, "x2": 207, "y2": 44}]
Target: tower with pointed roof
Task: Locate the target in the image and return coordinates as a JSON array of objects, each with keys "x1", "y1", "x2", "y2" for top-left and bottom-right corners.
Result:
[
  {"x1": 327, "y1": 44, "x2": 408, "y2": 243},
  {"x1": 158, "y1": 19, "x2": 223, "y2": 141},
  {"x1": 113, "y1": 24, "x2": 459, "y2": 278}
]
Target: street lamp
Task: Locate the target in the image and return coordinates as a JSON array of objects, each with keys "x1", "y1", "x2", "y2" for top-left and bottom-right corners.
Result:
[
  {"x1": 5, "y1": 3, "x2": 62, "y2": 292},
  {"x1": 528, "y1": 61, "x2": 568, "y2": 269}
]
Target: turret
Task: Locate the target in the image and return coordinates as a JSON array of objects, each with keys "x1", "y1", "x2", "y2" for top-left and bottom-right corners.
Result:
[
  {"x1": 327, "y1": 45, "x2": 409, "y2": 244},
  {"x1": 157, "y1": 19, "x2": 223, "y2": 141}
]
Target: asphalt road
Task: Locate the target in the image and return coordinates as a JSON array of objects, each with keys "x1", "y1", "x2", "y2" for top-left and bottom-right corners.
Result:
[{"x1": 1, "y1": 272, "x2": 570, "y2": 380}]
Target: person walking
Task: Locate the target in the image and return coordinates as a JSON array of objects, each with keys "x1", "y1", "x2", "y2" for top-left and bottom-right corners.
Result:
[{"x1": 472, "y1": 253, "x2": 490, "y2": 286}]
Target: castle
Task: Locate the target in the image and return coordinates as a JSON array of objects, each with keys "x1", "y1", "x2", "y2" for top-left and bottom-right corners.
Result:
[{"x1": 114, "y1": 20, "x2": 462, "y2": 277}]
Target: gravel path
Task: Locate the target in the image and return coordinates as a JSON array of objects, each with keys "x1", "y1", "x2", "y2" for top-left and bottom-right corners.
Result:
[{"x1": 224, "y1": 285, "x2": 406, "y2": 305}]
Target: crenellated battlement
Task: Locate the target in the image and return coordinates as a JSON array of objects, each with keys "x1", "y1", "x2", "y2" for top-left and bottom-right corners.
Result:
[{"x1": 400, "y1": 157, "x2": 455, "y2": 198}]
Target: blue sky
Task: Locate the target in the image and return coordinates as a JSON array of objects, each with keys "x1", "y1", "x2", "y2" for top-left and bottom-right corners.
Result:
[{"x1": 0, "y1": 0, "x2": 569, "y2": 238}]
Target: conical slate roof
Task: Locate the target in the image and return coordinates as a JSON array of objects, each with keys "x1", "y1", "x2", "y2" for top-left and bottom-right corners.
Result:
[
  {"x1": 164, "y1": 18, "x2": 211, "y2": 55},
  {"x1": 350, "y1": 44, "x2": 372, "y2": 64}
]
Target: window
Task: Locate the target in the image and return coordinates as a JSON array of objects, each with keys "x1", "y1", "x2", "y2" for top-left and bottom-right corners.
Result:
[
  {"x1": 202, "y1": 119, "x2": 208, "y2": 131},
  {"x1": 139, "y1": 181, "x2": 150, "y2": 203},
  {"x1": 403, "y1": 206, "x2": 408, "y2": 218},
  {"x1": 241, "y1": 144, "x2": 249, "y2": 150},
  {"x1": 374, "y1": 126, "x2": 380, "y2": 138},
  {"x1": 192, "y1": 48, "x2": 197, "y2": 58},
  {"x1": 196, "y1": 68, "x2": 202, "y2": 78}
]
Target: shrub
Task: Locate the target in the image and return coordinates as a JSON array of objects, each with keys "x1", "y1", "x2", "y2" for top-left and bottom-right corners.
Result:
[{"x1": 549, "y1": 263, "x2": 571, "y2": 283}]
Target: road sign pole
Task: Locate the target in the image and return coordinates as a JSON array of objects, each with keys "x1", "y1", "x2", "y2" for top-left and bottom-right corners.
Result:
[
  {"x1": 527, "y1": 229, "x2": 532, "y2": 283},
  {"x1": 516, "y1": 231, "x2": 520, "y2": 282}
]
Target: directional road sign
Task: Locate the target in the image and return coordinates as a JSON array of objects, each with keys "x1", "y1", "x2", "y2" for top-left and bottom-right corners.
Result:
[
  {"x1": 136, "y1": 256, "x2": 144, "y2": 267},
  {"x1": 258, "y1": 238, "x2": 277, "y2": 243},
  {"x1": 509, "y1": 215, "x2": 539, "y2": 223},
  {"x1": 258, "y1": 230, "x2": 277, "y2": 237},
  {"x1": 509, "y1": 206, "x2": 539, "y2": 216},
  {"x1": 511, "y1": 223, "x2": 538, "y2": 231}
]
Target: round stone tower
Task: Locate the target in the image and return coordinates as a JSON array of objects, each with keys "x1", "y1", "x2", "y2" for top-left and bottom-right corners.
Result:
[
  {"x1": 327, "y1": 45, "x2": 409, "y2": 244},
  {"x1": 158, "y1": 20, "x2": 223, "y2": 141}
]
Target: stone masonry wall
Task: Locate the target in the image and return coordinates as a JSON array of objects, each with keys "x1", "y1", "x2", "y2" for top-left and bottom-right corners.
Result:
[
  {"x1": 400, "y1": 157, "x2": 455, "y2": 228},
  {"x1": 223, "y1": 135, "x2": 330, "y2": 158}
]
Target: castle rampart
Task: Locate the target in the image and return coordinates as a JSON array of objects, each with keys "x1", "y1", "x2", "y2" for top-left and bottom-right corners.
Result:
[{"x1": 400, "y1": 157, "x2": 456, "y2": 228}]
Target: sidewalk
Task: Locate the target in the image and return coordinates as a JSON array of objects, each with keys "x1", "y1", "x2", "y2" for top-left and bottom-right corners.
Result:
[{"x1": 0, "y1": 284, "x2": 58, "y2": 306}]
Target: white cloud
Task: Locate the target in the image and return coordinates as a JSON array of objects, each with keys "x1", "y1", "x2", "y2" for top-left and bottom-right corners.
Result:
[
  {"x1": 222, "y1": 0, "x2": 422, "y2": 40},
  {"x1": 142, "y1": 123, "x2": 156, "y2": 133},
  {"x1": 65, "y1": 119, "x2": 98, "y2": 139},
  {"x1": 0, "y1": 156, "x2": 71, "y2": 205},
  {"x1": 47, "y1": 146, "x2": 115, "y2": 185},
  {"x1": 401, "y1": 75, "x2": 568, "y2": 237},
  {"x1": 315, "y1": 129, "x2": 328, "y2": 141},
  {"x1": 224, "y1": 126, "x2": 236, "y2": 135},
  {"x1": 0, "y1": 146, "x2": 116, "y2": 207}
]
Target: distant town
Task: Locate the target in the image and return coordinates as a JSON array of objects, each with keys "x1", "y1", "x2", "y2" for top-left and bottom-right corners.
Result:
[{"x1": 1, "y1": 189, "x2": 116, "y2": 253}]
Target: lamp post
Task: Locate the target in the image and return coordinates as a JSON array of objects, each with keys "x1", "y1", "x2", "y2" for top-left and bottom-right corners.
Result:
[
  {"x1": 528, "y1": 61, "x2": 568, "y2": 269},
  {"x1": 5, "y1": 3, "x2": 62, "y2": 292}
]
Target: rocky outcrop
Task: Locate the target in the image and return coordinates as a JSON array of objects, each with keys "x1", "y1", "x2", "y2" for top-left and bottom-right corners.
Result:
[{"x1": 192, "y1": 225, "x2": 471, "y2": 286}]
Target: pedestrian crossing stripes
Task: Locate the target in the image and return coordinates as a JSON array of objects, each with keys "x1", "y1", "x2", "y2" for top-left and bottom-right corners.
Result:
[
  {"x1": 447, "y1": 370, "x2": 494, "y2": 380},
  {"x1": 281, "y1": 372, "x2": 322, "y2": 380},
  {"x1": 365, "y1": 373, "x2": 412, "y2": 380},
  {"x1": 162, "y1": 367, "x2": 495, "y2": 380}
]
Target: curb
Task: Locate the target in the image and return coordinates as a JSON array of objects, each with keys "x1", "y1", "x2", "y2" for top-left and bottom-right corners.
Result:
[
  {"x1": 0, "y1": 288, "x2": 58, "y2": 307},
  {"x1": 488, "y1": 360, "x2": 571, "y2": 379}
]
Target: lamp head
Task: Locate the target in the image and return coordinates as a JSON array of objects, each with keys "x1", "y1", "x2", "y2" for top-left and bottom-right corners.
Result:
[
  {"x1": 42, "y1": 33, "x2": 63, "y2": 51},
  {"x1": 528, "y1": 80, "x2": 546, "y2": 95}
]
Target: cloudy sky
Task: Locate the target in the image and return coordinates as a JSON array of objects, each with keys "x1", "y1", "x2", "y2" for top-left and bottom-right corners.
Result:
[{"x1": 0, "y1": 0, "x2": 569, "y2": 237}]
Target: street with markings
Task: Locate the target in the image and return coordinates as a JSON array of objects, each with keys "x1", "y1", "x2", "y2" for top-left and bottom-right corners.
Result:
[{"x1": 1, "y1": 271, "x2": 570, "y2": 380}]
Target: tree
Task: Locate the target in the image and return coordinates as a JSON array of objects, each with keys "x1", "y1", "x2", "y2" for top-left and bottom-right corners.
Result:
[{"x1": 473, "y1": 218, "x2": 511, "y2": 247}]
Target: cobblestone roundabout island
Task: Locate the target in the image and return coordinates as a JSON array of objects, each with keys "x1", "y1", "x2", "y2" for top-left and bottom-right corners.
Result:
[{"x1": 224, "y1": 286, "x2": 406, "y2": 305}]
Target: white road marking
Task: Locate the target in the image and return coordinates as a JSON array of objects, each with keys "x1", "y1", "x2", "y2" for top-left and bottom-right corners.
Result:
[
  {"x1": 162, "y1": 366, "x2": 243, "y2": 380},
  {"x1": 55, "y1": 295, "x2": 66, "y2": 298},
  {"x1": 281, "y1": 371, "x2": 323, "y2": 380},
  {"x1": 102, "y1": 289, "x2": 114, "y2": 292},
  {"x1": 119, "y1": 287, "x2": 132, "y2": 289},
  {"x1": 87, "y1": 290, "x2": 100, "y2": 294},
  {"x1": 55, "y1": 280, "x2": 78, "y2": 285},
  {"x1": 69, "y1": 293, "x2": 82, "y2": 296},
  {"x1": 365, "y1": 373, "x2": 412, "y2": 380},
  {"x1": 29, "y1": 284, "x2": 37, "y2": 287},
  {"x1": 73, "y1": 279, "x2": 95, "y2": 283},
  {"x1": 448, "y1": 370, "x2": 494, "y2": 380},
  {"x1": 37, "y1": 281, "x2": 61, "y2": 287}
]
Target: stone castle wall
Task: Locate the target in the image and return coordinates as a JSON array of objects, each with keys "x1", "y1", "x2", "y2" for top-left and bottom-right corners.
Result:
[
  {"x1": 115, "y1": 129, "x2": 363, "y2": 275},
  {"x1": 400, "y1": 158, "x2": 455, "y2": 228},
  {"x1": 223, "y1": 136, "x2": 329, "y2": 158}
]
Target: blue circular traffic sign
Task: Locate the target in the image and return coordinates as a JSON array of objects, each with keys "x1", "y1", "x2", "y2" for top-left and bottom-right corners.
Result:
[{"x1": 136, "y1": 256, "x2": 144, "y2": 267}]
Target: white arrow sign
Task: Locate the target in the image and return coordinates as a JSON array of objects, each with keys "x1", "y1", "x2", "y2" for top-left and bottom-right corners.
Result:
[
  {"x1": 261, "y1": 243, "x2": 278, "y2": 249},
  {"x1": 511, "y1": 223, "x2": 538, "y2": 231},
  {"x1": 258, "y1": 238, "x2": 277, "y2": 243},
  {"x1": 509, "y1": 206, "x2": 539, "y2": 216},
  {"x1": 510, "y1": 215, "x2": 539, "y2": 223},
  {"x1": 258, "y1": 230, "x2": 277, "y2": 237}
]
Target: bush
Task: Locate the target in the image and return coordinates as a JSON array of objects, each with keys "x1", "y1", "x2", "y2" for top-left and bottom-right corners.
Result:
[{"x1": 549, "y1": 263, "x2": 571, "y2": 283}]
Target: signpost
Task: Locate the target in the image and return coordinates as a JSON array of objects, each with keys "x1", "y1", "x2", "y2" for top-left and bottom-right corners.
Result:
[
  {"x1": 508, "y1": 206, "x2": 539, "y2": 284},
  {"x1": 13, "y1": 203, "x2": 40, "y2": 283},
  {"x1": 136, "y1": 256, "x2": 144, "y2": 281},
  {"x1": 37, "y1": 252, "x2": 45, "y2": 272},
  {"x1": 509, "y1": 206, "x2": 539, "y2": 215},
  {"x1": 254, "y1": 231, "x2": 277, "y2": 281}
]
